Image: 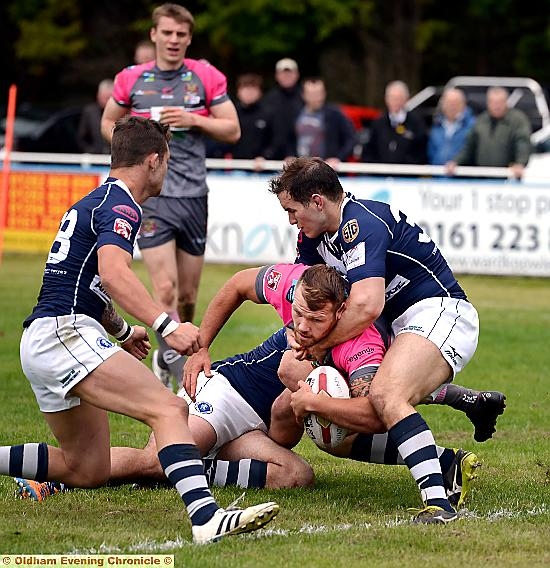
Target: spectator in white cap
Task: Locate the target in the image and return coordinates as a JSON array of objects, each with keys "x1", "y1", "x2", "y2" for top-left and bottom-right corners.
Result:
[{"x1": 263, "y1": 57, "x2": 303, "y2": 160}]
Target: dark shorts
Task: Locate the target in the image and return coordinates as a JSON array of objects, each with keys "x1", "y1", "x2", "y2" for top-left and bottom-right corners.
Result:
[{"x1": 137, "y1": 195, "x2": 208, "y2": 256}]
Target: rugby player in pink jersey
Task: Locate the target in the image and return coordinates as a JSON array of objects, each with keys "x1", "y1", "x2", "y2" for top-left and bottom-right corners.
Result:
[
  {"x1": 102, "y1": 3, "x2": 241, "y2": 389},
  {"x1": 183, "y1": 262, "x2": 505, "y2": 445}
]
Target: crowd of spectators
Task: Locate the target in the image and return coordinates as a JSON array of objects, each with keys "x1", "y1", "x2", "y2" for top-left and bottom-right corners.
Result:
[
  {"x1": 73, "y1": 53, "x2": 532, "y2": 177},
  {"x1": 206, "y1": 61, "x2": 532, "y2": 177}
]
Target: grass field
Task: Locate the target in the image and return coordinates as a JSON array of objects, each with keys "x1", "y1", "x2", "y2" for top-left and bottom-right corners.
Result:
[{"x1": 0, "y1": 253, "x2": 549, "y2": 567}]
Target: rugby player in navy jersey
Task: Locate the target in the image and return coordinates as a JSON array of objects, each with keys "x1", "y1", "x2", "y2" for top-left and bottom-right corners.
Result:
[
  {"x1": 269, "y1": 157, "x2": 504, "y2": 524},
  {"x1": 19, "y1": 268, "x2": 479, "y2": 509},
  {"x1": 0, "y1": 116, "x2": 278, "y2": 544}
]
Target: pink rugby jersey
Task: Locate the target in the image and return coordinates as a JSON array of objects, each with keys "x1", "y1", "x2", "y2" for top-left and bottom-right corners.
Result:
[
  {"x1": 255, "y1": 262, "x2": 389, "y2": 380},
  {"x1": 330, "y1": 326, "x2": 388, "y2": 383},
  {"x1": 255, "y1": 263, "x2": 307, "y2": 326},
  {"x1": 112, "y1": 58, "x2": 229, "y2": 198}
]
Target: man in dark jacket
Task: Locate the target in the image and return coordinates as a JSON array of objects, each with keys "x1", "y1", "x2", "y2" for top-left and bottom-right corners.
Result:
[
  {"x1": 207, "y1": 73, "x2": 272, "y2": 162},
  {"x1": 263, "y1": 58, "x2": 303, "y2": 160},
  {"x1": 362, "y1": 80, "x2": 426, "y2": 164},
  {"x1": 76, "y1": 79, "x2": 113, "y2": 154},
  {"x1": 294, "y1": 77, "x2": 356, "y2": 168}
]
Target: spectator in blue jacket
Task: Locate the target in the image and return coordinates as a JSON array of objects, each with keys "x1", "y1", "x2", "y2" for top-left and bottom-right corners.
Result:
[
  {"x1": 294, "y1": 77, "x2": 356, "y2": 169},
  {"x1": 428, "y1": 88, "x2": 475, "y2": 165}
]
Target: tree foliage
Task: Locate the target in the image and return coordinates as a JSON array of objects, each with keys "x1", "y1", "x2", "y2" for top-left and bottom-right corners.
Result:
[{"x1": 2, "y1": 0, "x2": 550, "y2": 108}]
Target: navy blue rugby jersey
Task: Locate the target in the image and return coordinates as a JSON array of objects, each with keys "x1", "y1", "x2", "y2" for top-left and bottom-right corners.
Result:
[
  {"x1": 24, "y1": 178, "x2": 142, "y2": 326},
  {"x1": 211, "y1": 328, "x2": 288, "y2": 427},
  {"x1": 296, "y1": 193, "x2": 466, "y2": 323}
]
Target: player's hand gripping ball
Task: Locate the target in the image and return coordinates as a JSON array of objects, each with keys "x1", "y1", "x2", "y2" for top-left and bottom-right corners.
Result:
[{"x1": 303, "y1": 365, "x2": 350, "y2": 449}]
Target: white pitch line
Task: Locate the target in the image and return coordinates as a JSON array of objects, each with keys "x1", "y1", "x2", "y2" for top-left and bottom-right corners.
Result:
[{"x1": 69, "y1": 504, "x2": 549, "y2": 554}]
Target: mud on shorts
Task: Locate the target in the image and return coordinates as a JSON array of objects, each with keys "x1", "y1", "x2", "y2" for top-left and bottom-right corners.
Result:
[{"x1": 137, "y1": 195, "x2": 208, "y2": 256}]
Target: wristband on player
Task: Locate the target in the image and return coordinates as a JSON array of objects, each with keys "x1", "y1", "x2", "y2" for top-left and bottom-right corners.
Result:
[
  {"x1": 152, "y1": 312, "x2": 180, "y2": 338},
  {"x1": 114, "y1": 321, "x2": 134, "y2": 343}
]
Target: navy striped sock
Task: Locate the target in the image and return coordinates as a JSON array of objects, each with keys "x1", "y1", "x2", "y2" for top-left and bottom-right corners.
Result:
[
  {"x1": 349, "y1": 433, "x2": 452, "y2": 472},
  {"x1": 203, "y1": 459, "x2": 268, "y2": 488},
  {"x1": 388, "y1": 413, "x2": 454, "y2": 512},
  {"x1": 158, "y1": 443, "x2": 219, "y2": 526},
  {"x1": 0, "y1": 443, "x2": 49, "y2": 481}
]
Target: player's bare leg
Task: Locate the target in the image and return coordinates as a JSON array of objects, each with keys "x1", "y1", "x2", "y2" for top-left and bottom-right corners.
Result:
[
  {"x1": 369, "y1": 333, "x2": 458, "y2": 523},
  {"x1": 141, "y1": 242, "x2": 184, "y2": 385},
  {"x1": 217, "y1": 429, "x2": 314, "y2": 488},
  {"x1": 176, "y1": 248, "x2": 204, "y2": 324}
]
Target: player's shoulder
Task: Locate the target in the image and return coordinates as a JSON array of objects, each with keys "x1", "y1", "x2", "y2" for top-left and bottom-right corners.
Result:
[
  {"x1": 92, "y1": 180, "x2": 141, "y2": 220},
  {"x1": 339, "y1": 196, "x2": 393, "y2": 244},
  {"x1": 271, "y1": 262, "x2": 307, "y2": 279},
  {"x1": 116, "y1": 60, "x2": 155, "y2": 80},
  {"x1": 261, "y1": 263, "x2": 300, "y2": 293},
  {"x1": 184, "y1": 57, "x2": 225, "y2": 78}
]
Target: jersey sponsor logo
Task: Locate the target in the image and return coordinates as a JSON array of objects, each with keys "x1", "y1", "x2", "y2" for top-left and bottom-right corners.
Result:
[
  {"x1": 347, "y1": 346, "x2": 375, "y2": 362},
  {"x1": 181, "y1": 71, "x2": 193, "y2": 81},
  {"x1": 44, "y1": 268, "x2": 67, "y2": 276},
  {"x1": 195, "y1": 401, "x2": 213, "y2": 414},
  {"x1": 266, "y1": 270, "x2": 282, "y2": 291},
  {"x1": 138, "y1": 219, "x2": 157, "y2": 238},
  {"x1": 342, "y1": 219, "x2": 359, "y2": 243},
  {"x1": 184, "y1": 82, "x2": 199, "y2": 94},
  {"x1": 344, "y1": 241, "x2": 365, "y2": 270},
  {"x1": 285, "y1": 279, "x2": 298, "y2": 303},
  {"x1": 384, "y1": 274, "x2": 411, "y2": 301},
  {"x1": 89, "y1": 275, "x2": 111, "y2": 304},
  {"x1": 143, "y1": 72, "x2": 155, "y2": 82},
  {"x1": 96, "y1": 337, "x2": 114, "y2": 349},
  {"x1": 112, "y1": 204, "x2": 139, "y2": 222},
  {"x1": 113, "y1": 218, "x2": 133, "y2": 240}
]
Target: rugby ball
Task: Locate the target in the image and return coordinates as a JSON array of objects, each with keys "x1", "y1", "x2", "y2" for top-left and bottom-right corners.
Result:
[{"x1": 303, "y1": 365, "x2": 350, "y2": 449}]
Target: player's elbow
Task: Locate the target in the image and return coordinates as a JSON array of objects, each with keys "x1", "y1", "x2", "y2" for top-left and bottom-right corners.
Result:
[
  {"x1": 100, "y1": 119, "x2": 114, "y2": 143},
  {"x1": 227, "y1": 125, "x2": 241, "y2": 144},
  {"x1": 349, "y1": 298, "x2": 383, "y2": 329}
]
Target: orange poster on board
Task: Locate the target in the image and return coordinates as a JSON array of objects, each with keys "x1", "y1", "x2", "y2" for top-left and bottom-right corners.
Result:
[{"x1": 4, "y1": 171, "x2": 100, "y2": 253}]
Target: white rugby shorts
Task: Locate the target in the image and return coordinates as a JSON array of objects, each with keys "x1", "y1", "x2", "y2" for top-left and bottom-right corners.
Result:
[
  {"x1": 391, "y1": 297, "x2": 479, "y2": 377},
  {"x1": 20, "y1": 314, "x2": 122, "y2": 412},
  {"x1": 178, "y1": 371, "x2": 267, "y2": 457}
]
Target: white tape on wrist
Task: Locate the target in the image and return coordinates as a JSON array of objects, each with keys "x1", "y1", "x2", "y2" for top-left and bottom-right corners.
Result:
[
  {"x1": 152, "y1": 312, "x2": 179, "y2": 337},
  {"x1": 114, "y1": 321, "x2": 133, "y2": 343},
  {"x1": 161, "y1": 320, "x2": 179, "y2": 338}
]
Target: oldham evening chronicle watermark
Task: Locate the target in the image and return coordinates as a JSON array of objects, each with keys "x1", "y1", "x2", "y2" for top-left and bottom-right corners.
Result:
[{"x1": 0, "y1": 556, "x2": 173, "y2": 566}]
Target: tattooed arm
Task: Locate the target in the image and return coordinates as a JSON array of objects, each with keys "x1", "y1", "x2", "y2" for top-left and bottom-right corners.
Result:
[
  {"x1": 101, "y1": 302, "x2": 151, "y2": 361},
  {"x1": 101, "y1": 301, "x2": 127, "y2": 337},
  {"x1": 348, "y1": 366, "x2": 378, "y2": 399}
]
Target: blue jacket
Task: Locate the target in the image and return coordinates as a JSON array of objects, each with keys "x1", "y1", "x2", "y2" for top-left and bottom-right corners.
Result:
[{"x1": 427, "y1": 106, "x2": 476, "y2": 165}]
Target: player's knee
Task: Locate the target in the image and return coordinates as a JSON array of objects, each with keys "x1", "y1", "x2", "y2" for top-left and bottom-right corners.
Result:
[
  {"x1": 147, "y1": 395, "x2": 188, "y2": 429},
  {"x1": 289, "y1": 458, "x2": 315, "y2": 488},
  {"x1": 268, "y1": 457, "x2": 314, "y2": 488},
  {"x1": 368, "y1": 381, "x2": 391, "y2": 413},
  {"x1": 68, "y1": 462, "x2": 110, "y2": 488},
  {"x1": 156, "y1": 279, "x2": 177, "y2": 307},
  {"x1": 161, "y1": 395, "x2": 189, "y2": 420}
]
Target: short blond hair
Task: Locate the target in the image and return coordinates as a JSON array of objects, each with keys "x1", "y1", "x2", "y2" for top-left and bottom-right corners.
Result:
[{"x1": 152, "y1": 4, "x2": 194, "y2": 33}]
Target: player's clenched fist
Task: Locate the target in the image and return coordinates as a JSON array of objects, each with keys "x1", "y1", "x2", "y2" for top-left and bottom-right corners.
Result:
[{"x1": 165, "y1": 322, "x2": 202, "y2": 356}]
